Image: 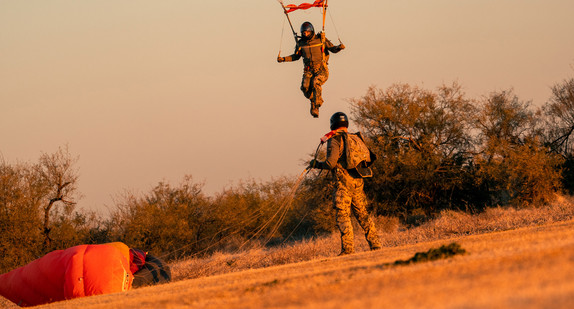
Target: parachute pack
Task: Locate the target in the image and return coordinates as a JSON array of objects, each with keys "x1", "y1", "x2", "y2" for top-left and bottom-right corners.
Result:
[
  {"x1": 319, "y1": 130, "x2": 376, "y2": 178},
  {"x1": 341, "y1": 132, "x2": 376, "y2": 178}
]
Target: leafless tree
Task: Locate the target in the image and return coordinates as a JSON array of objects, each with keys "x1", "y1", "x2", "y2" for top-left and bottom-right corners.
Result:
[
  {"x1": 544, "y1": 78, "x2": 574, "y2": 157},
  {"x1": 36, "y1": 146, "x2": 80, "y2": 249}
]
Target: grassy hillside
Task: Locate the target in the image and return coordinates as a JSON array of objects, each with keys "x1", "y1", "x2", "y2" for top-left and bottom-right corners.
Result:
[
  {"x1": 2, "y1": 195, "x2": 573, "y2": 308},
  {"x1": 170, "y1": 195, "x2": 574, "y2": 281}
]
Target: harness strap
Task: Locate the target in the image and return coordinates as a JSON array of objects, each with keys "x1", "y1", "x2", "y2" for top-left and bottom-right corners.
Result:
[{"x1": 307, "y1": 43, "x2": 324, "y2": 48}]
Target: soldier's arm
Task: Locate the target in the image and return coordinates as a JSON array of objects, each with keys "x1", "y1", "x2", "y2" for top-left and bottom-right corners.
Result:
[
  {"x1": 316, "y1": 136, "x2": 342, "y2": 170},
  {"x1": 281, "y1": 45, "x2": 302, "y2": 62},
  {"x1": 325, "y1": 38, "x2": 345, "y2": 53}
]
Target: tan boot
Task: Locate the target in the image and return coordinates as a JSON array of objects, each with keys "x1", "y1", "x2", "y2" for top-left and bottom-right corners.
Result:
[{"x1": 310, "y1": 101, "x2": 319, "y2": 118}]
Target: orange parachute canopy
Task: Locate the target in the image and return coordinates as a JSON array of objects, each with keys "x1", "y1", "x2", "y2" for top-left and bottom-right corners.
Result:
[
  {"x1": 0, "y1": 243, "x2": 133, "y2": 307},
  {"x1": 284, "y1": 0, "x2": 326, "y2": 13}
]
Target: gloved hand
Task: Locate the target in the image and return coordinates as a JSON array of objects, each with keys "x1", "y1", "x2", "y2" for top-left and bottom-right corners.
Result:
[
  {"x1": 339, "y1": 43, "x2": 345, "y2": 50},
  {"x1": 308, "y1": 159, "x2": 320, "y2": 169},
  {"x1": 277, "y1": 56, "x2": 285, "y2": 63}
]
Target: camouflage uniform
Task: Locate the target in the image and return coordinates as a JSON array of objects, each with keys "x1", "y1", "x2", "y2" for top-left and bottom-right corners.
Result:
[
  {"x1": 312, "y1": 130, "x2": 382, "y2": 254},
  {"x1": 301, "y1": 63, "x2": 329, "y2": 109},
  {"x1": 281, "y1": 33, "x2": 344, "y2": 116}
]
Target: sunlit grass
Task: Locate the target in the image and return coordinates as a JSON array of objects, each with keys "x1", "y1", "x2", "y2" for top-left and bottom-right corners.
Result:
[{"x1": 171, "y1": 194, "x2": 574, "y2": 281}]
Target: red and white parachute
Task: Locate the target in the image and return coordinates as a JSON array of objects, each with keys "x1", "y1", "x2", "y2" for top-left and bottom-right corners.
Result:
[
  {"x1": 277, "y1": 0, "x2": 331, "y2": 42},
  {"x1": 283, "y1": 0, "x2": 327, "y2": 13}
]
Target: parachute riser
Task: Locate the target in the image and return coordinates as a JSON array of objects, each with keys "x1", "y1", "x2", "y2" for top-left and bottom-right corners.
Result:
[
  {"x1": 322, "y1": 0, "x2": 328, "y2": 33},
  {"x1": 320, "y1": 1, "x2": 328, "y2": 61},
  {"x1": 278, "y1": 0, "x2": 299, "y2": 44}
]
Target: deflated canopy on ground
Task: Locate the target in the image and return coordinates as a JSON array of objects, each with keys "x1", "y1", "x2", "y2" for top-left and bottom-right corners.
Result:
[{"x1": 0, "y1": 242, "x2": 171, "y2": 307}]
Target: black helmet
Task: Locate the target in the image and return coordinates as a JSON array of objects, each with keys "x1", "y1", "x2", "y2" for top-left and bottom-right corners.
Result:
[
  {"x1": 330, "y1": 112, "x2": 349, "y2": 130},
  {"x1": 300, "y1": 22, "x2": 314, "y2": 39}
]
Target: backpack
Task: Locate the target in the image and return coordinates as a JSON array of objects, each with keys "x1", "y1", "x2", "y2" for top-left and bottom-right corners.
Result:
[{"x1": 341, "y1": 132, "x2": 377, "y2": 178}]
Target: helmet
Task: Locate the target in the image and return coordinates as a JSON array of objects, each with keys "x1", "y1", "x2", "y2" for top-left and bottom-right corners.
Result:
[
  {"x1": 330, "y1": 112, "x2": 349, "y2": 130},
  {"x1": 300, "y1": 22, "x2": 314, "y2": 39}
]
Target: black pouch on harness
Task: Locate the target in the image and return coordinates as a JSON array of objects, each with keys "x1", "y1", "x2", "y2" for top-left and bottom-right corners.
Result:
[{"x1": 353, "y1": 160, "x2": 374, "y2": 178}]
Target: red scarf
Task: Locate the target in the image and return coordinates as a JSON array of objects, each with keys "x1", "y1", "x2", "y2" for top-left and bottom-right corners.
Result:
[{"x1": 320, "y1": 128, "x2": 347, "y2": 143}]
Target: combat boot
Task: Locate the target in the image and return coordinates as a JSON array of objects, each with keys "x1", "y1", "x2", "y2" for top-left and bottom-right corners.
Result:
[
  {"x1": 339, "y1": 241, "x2": 355, "y2": 256},
  {"x1": 338, "y1": 249, "x2": 354, "y2": 256},
  {"x1": 367, "y1": 236, "x2": 382, "y2": 251},
  {"x1": 310, "y1": 101, "x2": 319, "y2": 118}
]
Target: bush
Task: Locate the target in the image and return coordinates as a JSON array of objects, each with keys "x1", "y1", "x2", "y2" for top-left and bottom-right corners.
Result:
[
  {"x1": 350, "y1": 84, "x2": 562, "y2": 218},
  {"x1": 473, "y1": 90, "x2": 563, "y2": 206},
  {"x1": 543, "y1": 78, "x2": 574, "y2": 193},
  {"x1": 108, "y1": 176, "x2": 213, "y2": 260},
  {"x1": 351, "y1": 83, "x2": 475, "y2": 217},
  {"x1": 0, "y1": 147, "x2": 84, "y2": 273}
]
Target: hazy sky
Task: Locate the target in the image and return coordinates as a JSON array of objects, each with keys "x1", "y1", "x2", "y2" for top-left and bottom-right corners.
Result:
[{"x1": 1, "y1": 0, "x2": 573, "y2": 214}]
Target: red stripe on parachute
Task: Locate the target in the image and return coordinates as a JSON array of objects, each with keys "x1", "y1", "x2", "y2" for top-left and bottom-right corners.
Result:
[{"x1": 285, "y1": 0, "x2": 326, "y2": 13}]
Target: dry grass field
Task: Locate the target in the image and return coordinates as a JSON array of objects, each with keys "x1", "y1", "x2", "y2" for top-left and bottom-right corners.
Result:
[{"x1": 2, "y1": 197, "x2": 574, "y2": 308}]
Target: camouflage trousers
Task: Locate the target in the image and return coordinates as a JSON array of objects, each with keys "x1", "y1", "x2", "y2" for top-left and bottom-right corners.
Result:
[
  {"x1": 333, "y1": 169, "x2": 381, "y2": 254},
  {"x1": 301, "y1": 65, "x2": 329, "y2": 107}
]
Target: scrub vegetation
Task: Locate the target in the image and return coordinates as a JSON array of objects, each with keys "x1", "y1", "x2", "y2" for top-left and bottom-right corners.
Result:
[
  {"x1": 1, "y1": 77, "x2": 573, "y2": 276},
  {"x1": 3, "y1": 202, "x2": 574, "y2": 308}
]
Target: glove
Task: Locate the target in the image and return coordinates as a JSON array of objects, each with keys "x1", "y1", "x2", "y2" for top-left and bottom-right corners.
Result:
[
  {"x1": 277, "y1": 56, "x2": 285, "y2": 63},
  {"x1": 339, "y1": 43, "x2": 345, "y2": 50},
  {"x1": 308, "y1": 159, "x2": 320, "y2": 169}
]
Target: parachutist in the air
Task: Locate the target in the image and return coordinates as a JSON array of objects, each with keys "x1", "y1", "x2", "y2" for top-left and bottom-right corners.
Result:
[{"x1": 277, "y1": 22, "x2": 345, "y2": 118}]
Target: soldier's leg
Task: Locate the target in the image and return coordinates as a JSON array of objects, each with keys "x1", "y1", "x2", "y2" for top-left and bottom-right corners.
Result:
[
  {"x1": 333, "y1": 185, "x2": 355, "y2": 255},
  {"x1": 301, "y1": 71, "x2": 319, "y2": 117},
  {"x1": 300, "y1": 71, "x2": 314, "y2": 99},
  {"x1": 350, "y1": 181, "x2": 382, "y2": 250},
  {"x1": 312, "y1": 68, "x2": 329, "y2": 107}
]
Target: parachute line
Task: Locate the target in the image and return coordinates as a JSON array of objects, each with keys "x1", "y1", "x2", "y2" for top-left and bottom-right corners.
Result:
[
  {"x1": 278, "y1": 0, "x2": 298, "y2": 43},
  {"x1": 328, "y1": 7, "x2": 342, "y2": 42},
  {"x1": 321, "y1": 0, "x2": 327, "y2": 33},
  {"x1": 278, "y1": 18, "x2": 286, "y2": 55}
]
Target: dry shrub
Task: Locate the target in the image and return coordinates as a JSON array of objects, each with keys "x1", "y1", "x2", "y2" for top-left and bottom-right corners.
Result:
[
  {"x1": 393, "y1": 242, "x2": 466, "y2": 265},
  {"x1": 382, "y1": 194, "x2": 574, "y2": 248},
  {"x1": 476, "y1": 194, "x2": 574, "y2": 230},
  {"x1": 374, "y1": 216, "x2": 401, "y2": 233},
  {"x1": 428, "y1": 210, "x2": 475, "y2": 236}
]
